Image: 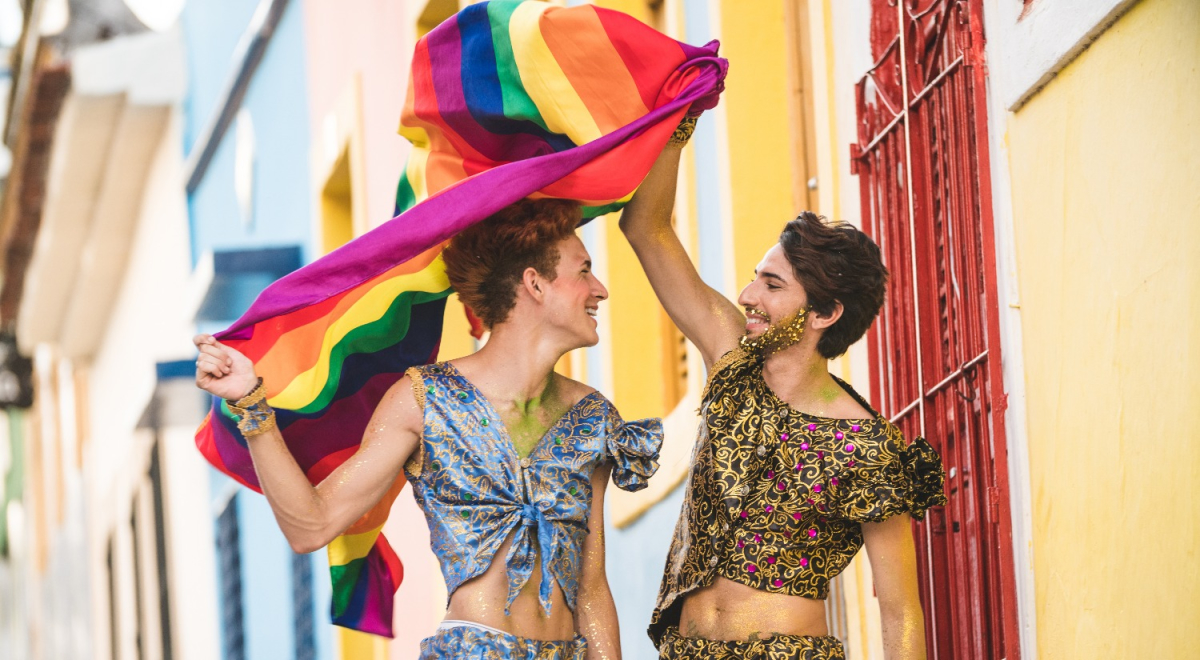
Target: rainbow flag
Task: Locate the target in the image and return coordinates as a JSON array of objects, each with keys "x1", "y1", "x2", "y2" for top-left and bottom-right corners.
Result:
[{"x1": 195, "y1": 0, "x2": 725, "y2": 637}]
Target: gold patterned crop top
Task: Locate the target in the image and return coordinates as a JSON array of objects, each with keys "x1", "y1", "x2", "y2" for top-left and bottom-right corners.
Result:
[{"x1": 648, "y1": 347, "x2": 946, "y2": 646}]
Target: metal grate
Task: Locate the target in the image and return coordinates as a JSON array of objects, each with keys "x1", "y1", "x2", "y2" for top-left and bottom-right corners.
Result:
[
  {"x1": 850, "y1": 1, "x2": 1021, "y2": 657},
  {"x1": 292, "y1": 552, "x2": 317, "y2": 660},
  {"x1": 216, "y1": 496, "x2": 246, "y2": 660}
]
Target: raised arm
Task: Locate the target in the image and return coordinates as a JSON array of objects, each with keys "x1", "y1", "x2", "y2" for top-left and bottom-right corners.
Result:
[
  {"x1": 575, "y1": 464, "x2": 620, "y2": 659},
  {"x1": 194, "y1": 334, "x2": 423, "y2": 553},
  {"x1": 862, "y1": 514, "x2": 928, "y2": 659},
  {"x1": 618, "y1": 143, "x2": 744, "y2": 369}
]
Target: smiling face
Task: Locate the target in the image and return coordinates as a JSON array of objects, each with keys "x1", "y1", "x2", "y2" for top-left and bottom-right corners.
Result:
[
  {"x1": 539, "y1": 234, "x2": 608, "y2": 349},
  {"x1": 737, "y1": 243, "x2": 810, "y2": 341}
]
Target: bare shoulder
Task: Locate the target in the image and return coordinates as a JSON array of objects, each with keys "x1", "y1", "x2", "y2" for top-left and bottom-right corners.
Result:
[
  {"x1": 831, "y1": 390, "x2": 873, "y2": 420},
  {"x1": 553, "y1": 372, "x2": 599, "y2": 407},
  {"x1": 371, "y1": 373, "x2": 426, "y2": 437}
]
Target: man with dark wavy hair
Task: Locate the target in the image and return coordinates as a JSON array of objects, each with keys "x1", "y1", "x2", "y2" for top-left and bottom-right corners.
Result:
[
  {"x1": 195, "y1": 199, "x2": 663, "y2": 659},
  {"x1": 619, "y1": 141, "x2": 947, "y2": 659}
]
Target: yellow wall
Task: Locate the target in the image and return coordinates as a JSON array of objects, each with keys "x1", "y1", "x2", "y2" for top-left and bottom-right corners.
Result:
[
  {"x1": 603, "y1": 218, "x2": 673, "y2": 420},
  {"x1": 595, "y1": 0, "x2": 804, "y2": 421},
  {"x1": 592, "y1": 0, "x2": 671, "y2": 422},
  {"x1": 1005, "y1": 0, "x2": 1200, "y2": 655},
  {"x1": 719, "y1": 2, "x2": 799, "y2": 281}
]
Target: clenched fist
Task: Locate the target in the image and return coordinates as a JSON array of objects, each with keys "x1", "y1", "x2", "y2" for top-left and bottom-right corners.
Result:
[{"x1": 193, "y1": 334, "x2": 259, "y2": 401}]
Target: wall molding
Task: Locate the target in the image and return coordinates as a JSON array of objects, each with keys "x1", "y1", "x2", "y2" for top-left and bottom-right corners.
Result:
[{"x1": 988, "y1": 0, "x2": 1141, "y2": 110}]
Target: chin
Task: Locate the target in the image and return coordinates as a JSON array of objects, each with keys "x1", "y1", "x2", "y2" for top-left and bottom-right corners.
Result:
[{"x1": 577, "y1": 328, "x2": 600, "y2": 348}]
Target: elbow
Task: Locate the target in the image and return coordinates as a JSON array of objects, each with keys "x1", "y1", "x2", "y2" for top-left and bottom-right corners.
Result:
[
  {"x1": 617, "y1": 210, "x2": 651, "y2": 237},
  {"x1": 288, "y1": 536, "x2": 324, "y2": 555},
  {"x1": 283, "y1": 520, "x2": 336, "y2": 555},
  {"x1": 286, "y1": 531, "x2": 329, "y2": 555}
]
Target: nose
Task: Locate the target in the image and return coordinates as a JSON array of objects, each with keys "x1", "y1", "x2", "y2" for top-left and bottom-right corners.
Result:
[
  {"x1": 592, "y1": 274, "x2": 608, "y2": 302},
  {"x1": 737, "y1": 281, "x2": 756, "y2": 308}
]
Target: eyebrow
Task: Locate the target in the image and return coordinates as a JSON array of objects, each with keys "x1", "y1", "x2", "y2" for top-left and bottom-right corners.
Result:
[
  {"x1": 583, "y1": 259, "x2": 592, "y2": 269},
  {"x1": 756, "y1": 269, "x2": 787, "y2": 284}
]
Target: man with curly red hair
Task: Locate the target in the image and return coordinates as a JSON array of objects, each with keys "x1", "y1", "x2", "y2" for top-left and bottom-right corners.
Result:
[{"x1": 195, "y1": 199, "x2": 663, "y2": 659}]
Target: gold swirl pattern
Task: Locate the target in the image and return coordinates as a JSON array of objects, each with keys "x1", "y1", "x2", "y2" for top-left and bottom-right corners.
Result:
[
  {"x1": 649, "y1": 348, "x2": 946, "y2": 646},
  {"x1": 405, "y1": 363, "x2": 664, "y2": 618},
  {"x1": 658, "y1": 625, "x2": 845, "y2": 659},
  {"x1": 419, "y1": 625, "x2": 588, "y2": 659}
]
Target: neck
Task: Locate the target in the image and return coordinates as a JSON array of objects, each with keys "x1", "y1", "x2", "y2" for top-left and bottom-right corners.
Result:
[
  {"x1": 761, "y1": 342, "x2": 838, "y2": 412},
  {"x1": 457, "y1": 321, "x2": 570, "y2": 407}
]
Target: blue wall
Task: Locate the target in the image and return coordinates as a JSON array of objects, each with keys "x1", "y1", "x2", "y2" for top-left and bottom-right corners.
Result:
[
  {"x1": 607, "y1": 481, "x2": 688, "y2": 660},
  {"x1": 182, "y1": 1, "x2": 331, "y2": 659},
  {"x1": 600, "y1": 2, "x2": 724, "y2": 657},
  {"x1": 182, "y1": 0, "x2": 316, "y2": 268}
]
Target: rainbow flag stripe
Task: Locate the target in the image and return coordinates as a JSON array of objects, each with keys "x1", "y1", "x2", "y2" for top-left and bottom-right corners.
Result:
[{"x1": 195, "y1": 0, "x2": 725, "y2": 637}]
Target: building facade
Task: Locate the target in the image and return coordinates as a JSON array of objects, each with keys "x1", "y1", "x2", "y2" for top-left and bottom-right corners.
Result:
[{"x1": 1, "y1": 0, "x2": 1196, "y2": 659}]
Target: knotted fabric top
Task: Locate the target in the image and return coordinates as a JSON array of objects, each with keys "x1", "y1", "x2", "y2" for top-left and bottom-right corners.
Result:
[{"x1": 405, "y1": 362, "x2": 662, "y2": 618}]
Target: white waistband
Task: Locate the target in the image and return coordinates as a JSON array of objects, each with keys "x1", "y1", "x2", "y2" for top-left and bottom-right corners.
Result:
[{"x1": 437, "y1": 619, "x2": 512, "y2": 637}]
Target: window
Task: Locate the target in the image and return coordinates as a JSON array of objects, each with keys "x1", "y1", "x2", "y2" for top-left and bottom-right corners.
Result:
[
  {"x1": 320, "y1": 146, "x2": 354, "y2": 255},
  {"x1": 851, "y1": 0, "x2": 1021, "y2": 657},
  {"x1": 660, "y1": 309, "x2": 687, "y2": 413}
]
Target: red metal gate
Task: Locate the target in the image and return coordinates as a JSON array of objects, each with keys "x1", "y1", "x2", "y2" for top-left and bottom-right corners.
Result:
[{"x1": 849, "y1": 1, "x2": 1020, "y2": 657}]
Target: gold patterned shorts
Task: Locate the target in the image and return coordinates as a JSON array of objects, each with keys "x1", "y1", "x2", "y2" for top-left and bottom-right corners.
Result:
[
  {"x1": 658, "y1": 625, "x2": 845, "y2": 660},
  {"x1": 419, "y1": 620, "x2": 588, "y2": 660}
]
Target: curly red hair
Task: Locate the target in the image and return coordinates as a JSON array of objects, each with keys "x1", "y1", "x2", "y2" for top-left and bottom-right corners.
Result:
[{"x1": 442, "y1": 199, "x2": 582, "y2": 328}]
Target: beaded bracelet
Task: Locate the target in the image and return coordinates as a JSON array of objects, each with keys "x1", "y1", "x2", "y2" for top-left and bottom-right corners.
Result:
[{"x1": 225, "y1": 377, "x2": 277, "y2": 438}]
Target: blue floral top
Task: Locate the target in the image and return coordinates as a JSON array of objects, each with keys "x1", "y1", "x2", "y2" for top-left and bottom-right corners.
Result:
[{"x1": 403, "y1": 362, "x2": 664, "y2": 616}]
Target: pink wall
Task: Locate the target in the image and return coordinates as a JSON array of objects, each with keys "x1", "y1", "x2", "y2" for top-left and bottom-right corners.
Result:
[
  {"x1": 303, "y1": 0, "x2": 414, "y2": 229},
  {"x1": 300, "y1": 3, "x2": 438, "y2": 657}
]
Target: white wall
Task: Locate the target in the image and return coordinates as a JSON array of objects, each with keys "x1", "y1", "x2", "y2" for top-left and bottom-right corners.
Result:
[{"x1": 84, "y1": 110, "x2": 220, "y2": 660}]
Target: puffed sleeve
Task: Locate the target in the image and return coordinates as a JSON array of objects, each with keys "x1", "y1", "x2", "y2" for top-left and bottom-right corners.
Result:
[
  {"x1": 602, "y1": 404, "x2": 664, "y2": 492},
  {"x1": 834, "y1": 434, "x2": 947, "y2": 523}
]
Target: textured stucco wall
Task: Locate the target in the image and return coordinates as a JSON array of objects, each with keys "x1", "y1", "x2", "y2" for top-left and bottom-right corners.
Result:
[{"x1": 1005, "y1": 0, "x2": 1200, "y2": 655}]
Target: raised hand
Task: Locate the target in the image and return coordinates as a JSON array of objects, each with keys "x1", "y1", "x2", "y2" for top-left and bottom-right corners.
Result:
[{"x1": 193, "y1": 334, "x2": 259, "y2": 401}]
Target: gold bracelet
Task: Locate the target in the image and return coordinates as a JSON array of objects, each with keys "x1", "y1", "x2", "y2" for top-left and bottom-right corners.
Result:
[
  {"x1": 668, "y1": 116, "x2": 698, "y2": 146},
  {"x1": 226, "y1": 377, "x2": 277, "y2": 437}
]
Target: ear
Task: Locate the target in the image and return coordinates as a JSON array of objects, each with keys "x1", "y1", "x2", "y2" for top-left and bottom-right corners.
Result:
[
  {"x1": 808, "y1": 301, "x2": 844, "y2": 331},
  {"x1": 521, "y1": 266, "x2": 545, "y2": 302}
]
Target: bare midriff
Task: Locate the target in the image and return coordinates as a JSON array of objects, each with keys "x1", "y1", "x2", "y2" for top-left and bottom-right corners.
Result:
[
  {"x1": 678, "y1": 576, "x2": 828, "y2": 641},
  {"x1": 444, "y1": 534, "x2": 577, "y2": 642}
]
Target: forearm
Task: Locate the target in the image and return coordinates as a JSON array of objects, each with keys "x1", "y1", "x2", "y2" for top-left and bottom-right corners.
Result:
[
  {"x1": 245, "y1": 427, "x2": 331, "y2": 552},
  {"x1": 618, "y1": 144, "x2": 683, "y2": 241},
  {"x1": 616, "y1": 144, "x2": 742, "y2": 364},
  {"x1": 196, "y1": 338, "x2": 416, "y2": 554},
  {"x1": 879, "y1": 604, "x2": 927, "y2": 660},
  {"x1": 576, "y1": 583, "x2": 621, "y2": 660}
]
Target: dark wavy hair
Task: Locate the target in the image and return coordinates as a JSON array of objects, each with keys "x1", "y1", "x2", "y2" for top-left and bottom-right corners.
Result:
[
  {"x1": 779, "y1": 212, "x2": 889, "y2": 358},
  {"x1": 442, "y1": 199, "x2": 581, "y2": 328}
]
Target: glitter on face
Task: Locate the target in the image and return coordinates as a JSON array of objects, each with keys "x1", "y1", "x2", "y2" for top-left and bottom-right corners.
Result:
[{"x1": 739, "y1": 306, "x2": 810, "y2": 356}]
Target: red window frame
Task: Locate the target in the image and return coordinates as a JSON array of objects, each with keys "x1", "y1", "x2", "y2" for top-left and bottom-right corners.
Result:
[{"x1": 850, "y1": 1, "x2": 1021, "y2": 657}]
